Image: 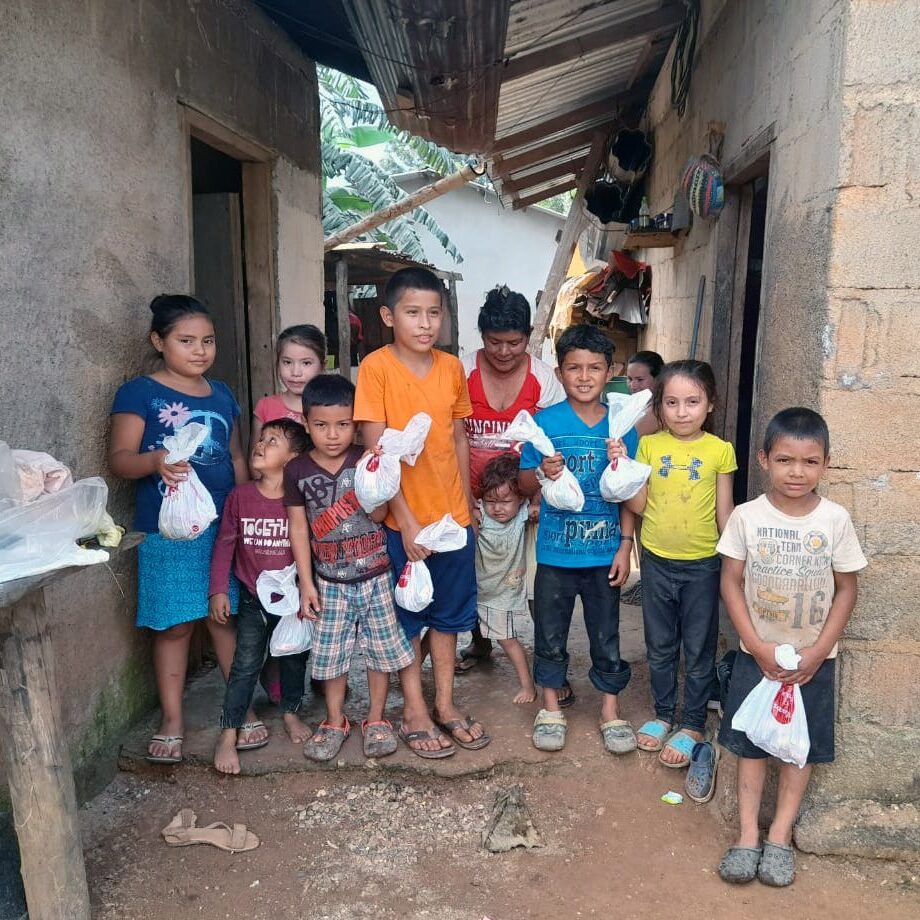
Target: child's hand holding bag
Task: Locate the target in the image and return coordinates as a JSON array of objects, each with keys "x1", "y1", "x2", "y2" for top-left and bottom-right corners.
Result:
[
  {"x1": 157, "y1": 423, "x2": 218, "y2": 541},
  {"x1": 394, "y1": 514, "x2": 467, "y2": 613},
  {"x1": 354, "y1": 413, "x2": 432, "y2": 513},
  {"x1": 599, "y1": 391, "x2": 653, "y2": 503},
  {"x1": 504, "y1": 410, "x2": 585, "y2": 512}
]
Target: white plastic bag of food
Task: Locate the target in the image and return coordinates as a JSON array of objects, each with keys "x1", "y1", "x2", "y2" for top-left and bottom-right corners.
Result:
[
  {"x1": 731, "y1": 644, "x2": 811, "y2": 767},
  {"x1": 256, "y1": 563, "x2": 300, "y2": 618},
  {"x1": 504, "y1": 410, "x2": 585, "y2": 512},
  {"x1": 269, "y1": 612, "x2": 313, "y2": 656},
  {"x1": 599, "y1": 391, "x2": 653, "y2": 503},
  {"x1": 394, "y1": 514, "x2": 468, "y2": 612},
  {"x1": 157, "y1": 423, "x2": 217, "y2": 541},
  {"x1": 354, "y1": 413, "x2": 432, "y2": 513}
]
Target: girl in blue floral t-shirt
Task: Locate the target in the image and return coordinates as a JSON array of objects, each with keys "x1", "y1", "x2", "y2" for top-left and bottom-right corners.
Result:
[{"x1": 109, "y1": 295, "x2": 255, "y2": 764}]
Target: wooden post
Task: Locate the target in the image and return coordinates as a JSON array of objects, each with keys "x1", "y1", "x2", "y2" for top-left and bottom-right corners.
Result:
[
  {"x1": 529, "y1": 131, "x2": 610, "y2": 352},
  {"x1": 446, "y1": 277, "x2": 460, "y2": 356},
  {"x1": 0, "y1": 591, "x2": 91, "y2": 919},
  {"x1": 335, "y1": 257, "x2": 350, "y2": 375}
]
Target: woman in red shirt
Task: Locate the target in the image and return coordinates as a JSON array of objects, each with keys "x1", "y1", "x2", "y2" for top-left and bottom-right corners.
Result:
[{"x1": 457, "y1": 286, "x2": 565, "y2": 674}]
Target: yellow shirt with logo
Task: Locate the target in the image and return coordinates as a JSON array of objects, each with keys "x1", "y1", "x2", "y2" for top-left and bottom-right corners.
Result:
[{"x1": 636, "y1": 430, "x2": 737, "y2": 560}]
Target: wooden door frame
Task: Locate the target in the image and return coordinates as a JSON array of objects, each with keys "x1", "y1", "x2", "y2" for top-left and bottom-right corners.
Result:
[
  {"x1": 180, "y1": 104, "x2": 278, "y2": 408},
  {"x1": 709, "y1": 124, "x2": 774, "y2": 455}
]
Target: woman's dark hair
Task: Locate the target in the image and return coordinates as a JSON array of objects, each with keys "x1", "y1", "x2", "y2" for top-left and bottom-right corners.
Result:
[
  {"x1": 555, "y1": 324, "x2": 614, "y2": 367},
  {"x1": 479, "y1": 453, "x2": 522, "y2": 499},
  {"x1": 653, "y1": 359, "x2": 718, "y2": 429},
  {"x1": 301, "y1": 373, "x2": 355, "y2": 415},
  {"x1": 383, "y1": 267, "x2": 444, "y2": 309},
  {"x1": 277, "y1": 324, "x2": 326, "y2": 363},
  {"x1": 262, "y1": 417, "x2": 310, "y2": 455},
  {"x1": 149, "y1": 294, "x2": 211, "y2": 338},
  {"x1": 763, "y1": 407, "x2": 830, "y2": 457},
  {"x1": 477, "y1": 285, "x2": 531, "y2": 336},
  {"x1": 627, "y1": 350, "x2": 664, "y2": 377}
]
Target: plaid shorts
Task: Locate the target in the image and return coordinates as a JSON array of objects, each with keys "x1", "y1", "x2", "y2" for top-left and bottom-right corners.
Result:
[
  {"x1": 478, "y1": 604, "x2": 527, "y2": 641},
  {"x1": 312, "y1": 572, "x2": 415, "y2": 680}
]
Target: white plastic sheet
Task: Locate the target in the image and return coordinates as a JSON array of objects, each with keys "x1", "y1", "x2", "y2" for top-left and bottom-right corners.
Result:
[
  {"x1": 731, "y1": 644, "x2": 811, "y2": 767},
  {"x1": 599, "y1": 391, "x2": 653, "y2": 502},
  {"x1": 269, "y1": 613, "x2": 313, "y2": 656},
  {"x1": 157, "y1": 423, "x2": 217, "y2": 541},
  {"x1": 256, "y1": 563, "x2": 300, "y2": 618},
  {"x1": 504, "y1": 410, "x2": 585, "y2": 512},
  {"x1": 354, "y1": 413, "x2": 432, "y2": 513},
  {"x1": 394, "y1": 514, "x2": 467, "y2": 613}
]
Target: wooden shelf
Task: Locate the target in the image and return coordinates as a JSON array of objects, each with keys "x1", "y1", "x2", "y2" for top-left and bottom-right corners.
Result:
[{"x1": 622, "y1": 230, "x2": 682, "y2": 249}]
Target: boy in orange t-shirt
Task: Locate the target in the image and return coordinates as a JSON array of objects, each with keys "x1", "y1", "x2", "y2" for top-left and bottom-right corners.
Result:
[{"x1": 354, "y1": 268, "x2": 490, "y2": 759}]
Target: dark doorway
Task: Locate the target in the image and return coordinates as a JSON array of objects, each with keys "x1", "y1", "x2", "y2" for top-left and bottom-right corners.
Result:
[
  {"x1": 733, "y1": 175, "x2": 768, "y2": 504},
  {"x1": 190, "y1": 137, "x2": 251, "y2": 447}
]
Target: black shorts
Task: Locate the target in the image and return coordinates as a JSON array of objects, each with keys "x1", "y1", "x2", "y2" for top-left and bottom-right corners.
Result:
[{"x1": 717, "y1": 650, "x2": 836, "y2": 764}]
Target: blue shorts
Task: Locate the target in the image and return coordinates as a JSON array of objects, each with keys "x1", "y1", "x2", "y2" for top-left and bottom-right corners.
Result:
[{"x1": 385, "y1": 525, "x2": 478, "y2": 639}]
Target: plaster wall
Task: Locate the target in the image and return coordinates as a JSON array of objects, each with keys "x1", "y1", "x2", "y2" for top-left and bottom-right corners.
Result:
[
  {"x1": 395, "y1": 176, "x2": 565, "y2": 355},
  {"x1": 0, "y1": 0, "x2": 322, "y2": 796}
]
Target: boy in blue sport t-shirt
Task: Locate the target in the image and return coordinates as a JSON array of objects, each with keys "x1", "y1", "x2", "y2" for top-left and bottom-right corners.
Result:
[{"x1": 519, "y1": 324, "x2": 639, "y2": 756}]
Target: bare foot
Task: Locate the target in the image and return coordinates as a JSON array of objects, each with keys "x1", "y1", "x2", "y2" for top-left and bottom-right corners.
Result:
[
  {"x1": 660, "y1": 728, "x2": 702, "y2": 765},
  {"x1": 214, "y1": 729, "x2": 240, "y2": 774},
  {"x1": 513, "y1": 684, "x2": 538, "y2": 705},
  {"x1": 283, "y1": 713, "x2": 313, "y2": 744}
]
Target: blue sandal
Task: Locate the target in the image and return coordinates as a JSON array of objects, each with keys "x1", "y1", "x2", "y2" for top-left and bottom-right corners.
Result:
[
  {"x1": 659, "y1": 729, "x2": 699, "y2": 768},
  {"x1": 636, "y1": 719, "x2": 670, "y2": 752},
  {"x1": 686, "y1": 740, "x2": 719, "y2": 802}
]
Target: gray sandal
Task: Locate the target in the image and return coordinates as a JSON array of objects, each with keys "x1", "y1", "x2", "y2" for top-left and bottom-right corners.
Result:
[
  {"x1": 362, "y1": 719, "x2": 397, "y2": 758},
  {"x1": 532, "y1": 709, "x2": 567, "y2": 752},
  {"x1": 303, "y1": 718, "x2": 350, "y2": 762},
  {"x1": 758, "y1": 840, "x2": 796, "y2": 887},
  {"x1": 718, "y1": 846, "x2": 762, "y2": 883},
  {"x1": 599, "y1": 719, "x2": 637, "y2": 754}
]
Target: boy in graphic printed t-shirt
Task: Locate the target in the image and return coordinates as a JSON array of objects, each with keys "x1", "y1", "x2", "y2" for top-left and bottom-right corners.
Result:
[
  {"x1": 716, "y1": 408, "x2": 867, "y2": 888},
  {"x1": 354, "y1": 267, "x2": 490, "y2": 759}
]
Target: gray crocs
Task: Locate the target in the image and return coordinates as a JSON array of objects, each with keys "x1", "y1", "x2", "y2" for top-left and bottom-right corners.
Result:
[
  {"x1": 532, "y1": 709, "x2": 567, "y2": 752},
  {"x1": 718, "y1": 846, "x2": 762, "y2": 884},
  {"x1": 758, "y1": 840, "x2": 796, "y2": 887},
  {"x1": 599, "y1": 719, "x2": 637, "y2": 754}
]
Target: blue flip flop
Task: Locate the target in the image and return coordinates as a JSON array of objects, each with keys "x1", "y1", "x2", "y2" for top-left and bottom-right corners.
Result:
[
  {"x1": 686, "y1": 740, "x2": 720, "y2": 802},
  {"x1": 659, "y1": 729, "x2": 698, "y2": 768},
  {"x1": 636, "y1": 719, "x2": 670, "y2": 752}
]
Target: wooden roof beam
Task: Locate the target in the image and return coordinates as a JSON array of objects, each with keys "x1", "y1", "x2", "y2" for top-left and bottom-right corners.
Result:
[
  {"x1": 503, "y1": 4, "x2": 685, "y2": 82},
  {"x1": 512, "y1": 179, "x2": 579, "y2": 211},
  {"x1": 501, "y1": 156, "x2": 585, "y2": 195},
  {"x1": 491, "y1": 123, "x2": 614, "y2": 179}
]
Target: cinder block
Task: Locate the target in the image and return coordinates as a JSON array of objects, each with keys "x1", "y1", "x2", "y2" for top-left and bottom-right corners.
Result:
[
  {"x1": 845, "y1": 555, "x2": 920, "y2": 641},
  {"x1": 838, "y1": 649, "x2": 920, "y2": 727},
  {"x1": 796, "y1": 799, "x2": 920, "y2": 859}
]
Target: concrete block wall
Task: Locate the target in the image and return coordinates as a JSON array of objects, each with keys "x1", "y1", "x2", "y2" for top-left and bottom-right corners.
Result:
[
  {"x1": 634, "y1": 0, "x2": 919, "y2": 856},
  {"x1": 0, "y1": 0, "x2": 322, "y2": 798}
]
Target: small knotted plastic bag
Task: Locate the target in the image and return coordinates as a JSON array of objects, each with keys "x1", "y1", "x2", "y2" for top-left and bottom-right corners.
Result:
[
  {"x1": 354, "y1": 413, "x2": 432, "y2": 513},
  {"x1": 599, "y1": 391, "x2": 653, "y2": 502},
  {"x1": 157, "y1": 423, "x2": 217, "y2": 541},
  {"x1": 394, "y1": 514, "x2": 468, "y2": 613}
]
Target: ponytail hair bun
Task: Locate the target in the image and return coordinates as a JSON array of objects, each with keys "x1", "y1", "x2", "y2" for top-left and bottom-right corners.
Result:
[
  {"x1": 149, "y1": 294, "x2": 211, "y2": 337},
  {"x1": 477, "y1": 285, "x2": 532, "y2": 335}
]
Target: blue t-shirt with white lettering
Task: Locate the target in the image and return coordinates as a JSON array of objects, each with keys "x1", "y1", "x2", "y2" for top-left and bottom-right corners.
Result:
[{"x1": 520, "y1": 399, "x2": 638, "y2": 568}]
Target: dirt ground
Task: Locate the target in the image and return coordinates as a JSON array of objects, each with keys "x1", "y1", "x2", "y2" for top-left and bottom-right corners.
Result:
[{"x1": 79, "y1": 593, "x2": 919, "y2": 920}]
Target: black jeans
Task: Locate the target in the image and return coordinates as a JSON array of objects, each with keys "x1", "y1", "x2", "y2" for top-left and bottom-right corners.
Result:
[
  {"x1": 220, "y1": 586, "x2": 308, "y2": 728},
  {"x1": 640, "y1": 550, "x2": 720, "y2": 732},
  {"x1": 533, "y1": 564, "x2": 631, "y2": 696}
]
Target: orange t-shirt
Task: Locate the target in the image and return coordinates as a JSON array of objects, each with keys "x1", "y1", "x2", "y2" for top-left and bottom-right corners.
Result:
[{"x1": 354, "y1": 346, "x2": 472, "y2": 530}]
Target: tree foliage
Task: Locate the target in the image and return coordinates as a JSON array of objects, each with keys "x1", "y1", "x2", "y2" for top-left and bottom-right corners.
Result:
[{"x1": 319, "y1": 66, "x2": 465, "y2": 263}]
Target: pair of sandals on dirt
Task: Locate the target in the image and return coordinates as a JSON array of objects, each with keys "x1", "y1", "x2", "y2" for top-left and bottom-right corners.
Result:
[
  {"x1": 531, "y1": 704, "x2": 637, "y2": 755},
  {"x1": 637, "y1": 718, "x2": 720, "y2": 803},
  {"x1": 719, "y1": 840, "x2": 796, "y2": 887},
  {"x1": 148, "y1": 719, "x2": 271, "y2": 765}
]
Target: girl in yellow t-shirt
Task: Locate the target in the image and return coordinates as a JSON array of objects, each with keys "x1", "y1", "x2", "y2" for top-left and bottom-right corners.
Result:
[{"x1": 610, "y1": 360, "x2": 736, "y2": 768}]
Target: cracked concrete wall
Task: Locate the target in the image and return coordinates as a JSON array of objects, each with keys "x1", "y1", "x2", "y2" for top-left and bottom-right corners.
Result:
[
  {"x1": 637, "y1": 0, "x2": 920, "y2": 855},
  {"x1": 0, "y1": 0, "x2": 322, "y2": 797}
]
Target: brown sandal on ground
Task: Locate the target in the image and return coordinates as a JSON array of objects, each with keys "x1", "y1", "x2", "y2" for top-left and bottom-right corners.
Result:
[
  {"x1": 161, "y1": 809, "x2": 260, "y2": 853},
  {"x1": 397, "y1": 724, "x2": 456, "y2": 759},
  {"x1": 432, "y1": 712, "x2": 491, "y2": 751}
]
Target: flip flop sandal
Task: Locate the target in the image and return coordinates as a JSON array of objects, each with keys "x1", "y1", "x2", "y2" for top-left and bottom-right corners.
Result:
[
  {"x1": 557, "y1": 682, "x2": 576, "y2": 710},
  {"x1": 303, "y1": 718, "x2": 351, "y2": 762},
  {"x1": 600, "y1": 719, "x2": 637, "y2": 754},
  {"x1": 433, "y1": 714, "x2": 491, "y2": 750},
  {"x1": 659, "y1": 729, "x2": 698, "y2": 768},
  {"x1": 362, "y1": 719, "x2": 398, "y2": 758},
  {"x1": 146, "y1": 734, "x2": 183, "y2": 764},
  {"x1": 397, "y1": 724, "x2": 456, "y2": 759},
  {"x1": 236, "y1": 721, "x2": 269, "y2": 751},
  {"x1": 454, "y1": 647, "x2": 493, "y2": 674},
  {"x1": 161, "y1": 809, "x2": 260, "y2": 853},
  {"x1": 718, "y1": 846, "x2": 762, "y2": 884},
  {"x1": 636, "y1": 719, "x2": 670, "y2": 752},
  {"x1": 532, "y1": 709, "x2": 567, "y2": 752},
  {"x1": 686, "y1": 740, "x2": 720, "y2": 803},
  {"x1": 758, "y1": 841, "x2": 796, "y2": 887}
]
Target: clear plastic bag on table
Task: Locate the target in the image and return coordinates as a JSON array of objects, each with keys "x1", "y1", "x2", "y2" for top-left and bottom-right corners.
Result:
[
  {"x1": 394, "y1": 514, "x2": 468, "y2": 613},
  {"x1": 504, "y1": 410, "x2": 585, "y2": 512},
  {"x1": 157, "y1": 423, "x2": 217, "y2": 541},
  {"x1": 269, "y1": 612, "x2": 313, "y2": 656},
  {"x1": 599, "y1": 391, "x2": 653, "y2": 503},
  {"x1": 354, "y1": 412, "x2": 432, "y2": 513},
  {"x1": 731, "y1": 644, "x2": 811, "y2": 767},
  {"x1": 256, "y1": 563, "x2": 300, "y2": 618},
  {"x1": 0, "y1": 476, "x2": 110, "y2": 583}
]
